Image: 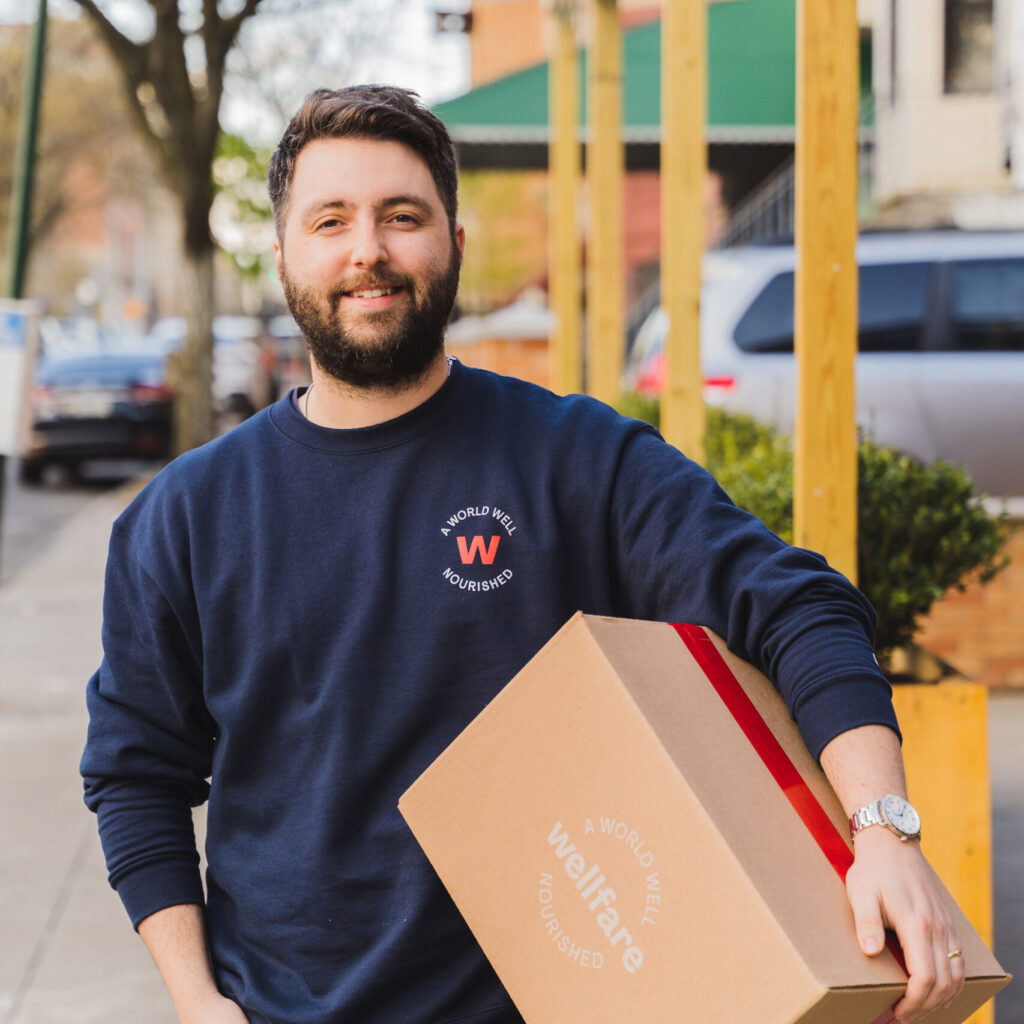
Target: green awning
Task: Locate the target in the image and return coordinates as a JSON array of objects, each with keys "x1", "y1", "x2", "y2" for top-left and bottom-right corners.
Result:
[{"x1": 433, "y1": 0, "x2": 872, "y2": 148}]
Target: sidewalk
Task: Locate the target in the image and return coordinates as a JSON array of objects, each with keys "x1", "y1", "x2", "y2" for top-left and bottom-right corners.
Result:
[
  {"x1": 0, "y1": 481, "x2": 176, "y2": 1024},
  {"x1": 0, "y1": 481, "x2": 1020, "y2": 1022}
]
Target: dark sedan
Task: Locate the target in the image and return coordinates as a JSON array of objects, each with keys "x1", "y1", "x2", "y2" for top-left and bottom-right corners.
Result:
[{"x1": 20, "y1": 349, "x2": 174, "y2": 484}]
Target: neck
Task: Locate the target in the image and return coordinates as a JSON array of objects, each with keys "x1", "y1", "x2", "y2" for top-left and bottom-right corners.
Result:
[{"x1": 305, "y1": 350, "x2": 450, "y2": 429}]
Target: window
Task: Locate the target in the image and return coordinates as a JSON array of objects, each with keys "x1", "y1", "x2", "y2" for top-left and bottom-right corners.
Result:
[
  {"x1": 858, "y1": 262, "x2": 930, "y2": 352},
  {"x1": 944, "y1": 0, "x2": 994, "y2": 94},
  {"x1": 732, "y1": 262, "x2": 931, "y2": 354},
  {"x1": 949, "y1": 258, "x2": 1024, "y2": 352},
  {"x1": 734, "y1": 272, "x2": 794, "y2": 353}
]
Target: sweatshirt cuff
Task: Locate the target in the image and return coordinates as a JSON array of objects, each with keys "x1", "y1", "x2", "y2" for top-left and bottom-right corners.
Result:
[
  {"x1": 114, "y1": 860, "x2": 206, "y2": 930},
  {"x1": 794, "y1": 673, "x2": 902, "y2": 764}
]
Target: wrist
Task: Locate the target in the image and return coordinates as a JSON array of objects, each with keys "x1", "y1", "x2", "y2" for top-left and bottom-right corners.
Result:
[
  {"x1": 852, "y1": 822, "x2": 924, "y2": 858},
  {"x1": 849, "y1": 793, "x2": 921, "y2": 843},
  {"x1": 174, "y1": 982, "x2": 226, "y2": 1020},
  {"x1": 178, "y1": 989, "x2": 237, "y2": 1024}
]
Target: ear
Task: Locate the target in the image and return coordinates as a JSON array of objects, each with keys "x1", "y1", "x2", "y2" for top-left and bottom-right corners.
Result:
[
  {"x1": 273, "y1": 237, "x2": 283, "y2": 281},
  {"x1": 454, "y1": 223, "x2": 466, "y2": 262}
]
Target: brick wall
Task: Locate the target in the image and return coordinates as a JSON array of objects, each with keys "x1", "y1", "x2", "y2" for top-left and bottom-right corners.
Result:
[{"x1": 915, "y1": 522, "x2": 1024, "y2": 688}]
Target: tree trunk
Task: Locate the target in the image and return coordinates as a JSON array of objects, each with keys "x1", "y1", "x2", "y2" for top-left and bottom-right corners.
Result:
[
  {"x1": 171, "y1": 242, "x2": 215, "y2": 455},
  {"x1": 169, "y1": 162, "x2": 217, "y2": 455}
]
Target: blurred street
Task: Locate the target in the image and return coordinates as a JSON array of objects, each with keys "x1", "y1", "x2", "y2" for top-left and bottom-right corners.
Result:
[{"x1": 0, "y1": 466, "x2": 1018, "y2": 1022}]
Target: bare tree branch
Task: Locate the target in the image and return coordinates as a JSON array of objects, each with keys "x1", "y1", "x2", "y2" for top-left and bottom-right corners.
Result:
[{"x1": 64, "y1": 0, "x2": 146, "y2": 86}]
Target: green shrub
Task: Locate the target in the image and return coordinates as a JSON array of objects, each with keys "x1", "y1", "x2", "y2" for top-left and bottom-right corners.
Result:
[{"x1": 616, "y1": 394, "x2": 1011, "y2": 663}]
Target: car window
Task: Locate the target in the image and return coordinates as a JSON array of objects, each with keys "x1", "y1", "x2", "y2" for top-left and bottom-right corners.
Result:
[
  {"x1": 733, "y1": 262, "x2": 932, "y2": 354},
  {"x1": 949, "y1": 258, "x2": 1024, "y2": 352},
  {"x1": 857, "y1": 262, "x2": 931, "y2": 351},
  {"x1": 733, "y1": 272, "x2": 794, "y2": 353}
]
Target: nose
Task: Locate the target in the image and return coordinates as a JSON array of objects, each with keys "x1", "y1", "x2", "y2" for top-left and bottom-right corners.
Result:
[{"x1": 350, "y1": 216, "x2": 388, "y2": 269}]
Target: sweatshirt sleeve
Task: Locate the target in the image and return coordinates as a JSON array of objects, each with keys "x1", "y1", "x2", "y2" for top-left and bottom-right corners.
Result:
[
  {"x1": 80, "y1": 519, "x2": 214, "y2": 929},
  {"x1": 607, "y1": 424, "x2": 900, "y2": 762}
]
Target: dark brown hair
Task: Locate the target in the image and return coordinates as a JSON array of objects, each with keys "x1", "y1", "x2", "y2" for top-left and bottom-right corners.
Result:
[{"x1": 268, "y1": 85, "x2": 458, "y2": 236}]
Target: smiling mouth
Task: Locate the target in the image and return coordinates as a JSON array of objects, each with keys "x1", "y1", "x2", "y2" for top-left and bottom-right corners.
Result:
[{"x1": 344, "y1": 286, "x2": 402, "y2": 299}]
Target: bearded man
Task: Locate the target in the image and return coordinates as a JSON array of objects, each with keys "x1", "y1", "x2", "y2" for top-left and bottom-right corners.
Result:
[{"x1": 82, "y1": 85, "x2": 963, "y2": 1024}]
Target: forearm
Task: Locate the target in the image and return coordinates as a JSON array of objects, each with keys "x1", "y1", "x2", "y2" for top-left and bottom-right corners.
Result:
[
  {"x1": 139, "y1": 904, "x2": 245, "y2": 1023},
  {"x1": 819, "y1": 722, "x2": 908, "y2": 815}
]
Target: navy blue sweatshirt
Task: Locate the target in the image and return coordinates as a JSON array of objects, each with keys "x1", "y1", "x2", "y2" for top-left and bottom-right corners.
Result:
[{"x1": 81, "y1": 362, "x2": 897, "y2": 1024}]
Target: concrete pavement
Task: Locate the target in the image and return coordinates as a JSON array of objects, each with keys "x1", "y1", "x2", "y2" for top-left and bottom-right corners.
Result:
[
  {"x1": 0, "y1": 480, "x2": 177, "y2": 1023},
  {"x1": 0, "y1": 479, "x2": 1019, "y2": 1022}
]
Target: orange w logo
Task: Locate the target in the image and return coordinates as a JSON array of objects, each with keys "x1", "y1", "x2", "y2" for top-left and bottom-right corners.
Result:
[{"x1": 457, "y1": 535, "x2": 501, "y2": 565}]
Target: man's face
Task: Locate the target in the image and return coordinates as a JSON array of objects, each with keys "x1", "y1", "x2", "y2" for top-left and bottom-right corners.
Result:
[{"x1": 274, "y1": 137, "x2": 465, "y2": 390}]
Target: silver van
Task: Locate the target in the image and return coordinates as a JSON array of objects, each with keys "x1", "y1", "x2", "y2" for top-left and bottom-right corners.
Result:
[{"x1": 624, "y1": 231, "x2": 1024, "y2": 498}]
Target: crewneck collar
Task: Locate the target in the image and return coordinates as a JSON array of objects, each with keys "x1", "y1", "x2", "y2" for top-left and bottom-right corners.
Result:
[{"x1": 269, "y1": 358, "x2": 466, "y2": 454}]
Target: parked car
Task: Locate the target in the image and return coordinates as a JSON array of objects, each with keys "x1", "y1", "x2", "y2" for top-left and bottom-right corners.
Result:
[
  {"x1": 20, "y1": 348, "x2": 174, "y2": 484},
  {"x1": 623, "y1": 230, "x2": 1024, "y2": 498}
]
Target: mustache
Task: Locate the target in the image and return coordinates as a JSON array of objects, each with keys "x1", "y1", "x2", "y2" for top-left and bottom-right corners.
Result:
[{"x1": 328, "y1": 274, "x2": 413, "y2": 301}]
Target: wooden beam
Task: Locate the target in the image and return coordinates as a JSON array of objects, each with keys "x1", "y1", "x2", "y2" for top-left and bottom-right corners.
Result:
[
  {"x1": 794, "y1": 0, "x2": 858, "y2": 582},
  {"x1": 548, "y1": 2, "x2": 582, "y2": 395},
  {"x1": 660, "y1": 0, "x2": 706, "y2": 462},
  {"x1": 586, "y1": 0, "x2": 624, "y2": 405}
]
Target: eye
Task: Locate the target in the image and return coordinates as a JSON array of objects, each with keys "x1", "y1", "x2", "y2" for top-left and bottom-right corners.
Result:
[{"x1": 389, "y1": 213, "x2": 420, "y2": 225}]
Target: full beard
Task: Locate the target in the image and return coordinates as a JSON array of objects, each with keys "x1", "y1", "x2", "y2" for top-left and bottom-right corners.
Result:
[{"x1": 281, "y1": 246, "x2": 461, "y2": 391}]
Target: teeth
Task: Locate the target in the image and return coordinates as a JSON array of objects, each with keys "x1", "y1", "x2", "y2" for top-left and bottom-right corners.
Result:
[{"x1": 350, "y1": 288, "x2": 397, "y2": 299}]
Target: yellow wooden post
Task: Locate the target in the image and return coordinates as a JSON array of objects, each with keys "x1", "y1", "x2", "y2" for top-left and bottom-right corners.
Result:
[
  {"x1": 795, "y1": 15, "x2": 995, "y2": 1023},
  {"x1": 892, "y1": 683, "x2": 995, "y2": 1024},
  {"x1": 586, "y1": 0, "x2": 624, "y2": 405},
  {"x1": 660, "y1": 0, "x2": 706, "y2": 462},
  {"x1": 793, "y1": 0, "x2": 858, "y2": 582},
  {"x1": 549, "y1": 1, "x2": 583, "y2": 395}
]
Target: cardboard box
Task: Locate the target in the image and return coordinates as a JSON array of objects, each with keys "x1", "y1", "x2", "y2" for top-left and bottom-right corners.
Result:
[{"x1": 399, "y1": 614, "x2": 1009, "y2": 1024}]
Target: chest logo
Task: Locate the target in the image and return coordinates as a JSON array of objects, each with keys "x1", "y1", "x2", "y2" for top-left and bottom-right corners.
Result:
[
  {"x1": 440, "y1": 505, "x2": 517, "y2": 593},
  {"x1": 457, "y1": 535, "x2": 501, "y2": 565}
]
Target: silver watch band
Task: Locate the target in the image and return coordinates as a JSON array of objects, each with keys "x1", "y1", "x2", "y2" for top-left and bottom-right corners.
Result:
[
  {"x1": 849, "y1": 795, "x2": 921, "y2": 842},
  {"x1": 849, "y1": 800, "x2": 885, "y2": 837}
]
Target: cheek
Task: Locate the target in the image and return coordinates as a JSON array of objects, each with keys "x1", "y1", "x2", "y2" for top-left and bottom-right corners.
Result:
[{"x1": 285, "y1": 235, "x2": 348, "y2": 282}]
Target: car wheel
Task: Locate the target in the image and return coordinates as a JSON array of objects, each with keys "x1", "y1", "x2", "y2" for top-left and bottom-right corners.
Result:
[{"x1": 18, "y1": 459, "x2": 45, "y2": 485}]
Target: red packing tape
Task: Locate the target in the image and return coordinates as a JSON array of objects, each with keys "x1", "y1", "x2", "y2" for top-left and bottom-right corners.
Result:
[{"x1": 670, "y1": 622, "x2": 907, "y2": 1022}]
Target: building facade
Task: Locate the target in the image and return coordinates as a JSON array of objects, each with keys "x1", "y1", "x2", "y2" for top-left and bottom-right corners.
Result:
[{"x1": 871, "y1": 0, "x2": 1024, "y2": 225}]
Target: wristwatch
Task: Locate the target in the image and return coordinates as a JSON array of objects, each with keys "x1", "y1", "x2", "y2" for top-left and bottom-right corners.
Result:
[{"x1": 849, "y1": 794, "x2": 922, "y2": 842}]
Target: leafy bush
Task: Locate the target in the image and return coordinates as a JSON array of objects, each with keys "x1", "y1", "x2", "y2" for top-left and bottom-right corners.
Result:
[{"x1": 616, "y1": 394, "x2": 1011, "y2": 663}]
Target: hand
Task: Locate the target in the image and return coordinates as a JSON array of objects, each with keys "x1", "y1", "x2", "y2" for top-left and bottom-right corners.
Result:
[
  {"x1": 180, "y1": 992, "x2": 250, "y2": 1024},
  {"x1": 845, "y1": 827, "x2": 966, "y2": 1022}
]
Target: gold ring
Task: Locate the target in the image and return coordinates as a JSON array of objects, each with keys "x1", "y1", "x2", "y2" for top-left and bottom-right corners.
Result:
[{"x1": 947, "y1": 949, "x2": 963, "y2": 960}]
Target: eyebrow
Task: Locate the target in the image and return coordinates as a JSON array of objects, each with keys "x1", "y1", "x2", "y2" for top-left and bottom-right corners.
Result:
[{"x1": 301, "y1": 194, "x2": 435, "y2": 223}]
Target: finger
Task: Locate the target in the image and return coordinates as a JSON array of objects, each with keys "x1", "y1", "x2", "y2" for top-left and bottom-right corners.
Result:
[
  {"x1": 920, "y1": 919, "x2": 964, "y2": 1014},
  {"x1": 847, "y1": 881, "x2": 887, "y2": 957},
  {"x1": 925, "y1": 930, "x2": 955, "y2": 1012},
  {"x1": 893, "y1": 965, "x2": 936, "y2": 1022},
  {"x1": 892, "y1": 921, "x2": 966, "y2": 1020},
  {"x1": 891, "y1": 917, "x2": 938, "y2": 1020},
  {"x1": 943, "y1": 943, "x2": 967, "y2": 1009}
]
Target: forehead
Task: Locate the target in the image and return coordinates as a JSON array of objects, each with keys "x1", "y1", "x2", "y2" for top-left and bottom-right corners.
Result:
[{"x1": 289, "y1": 137, "x2": 442, "y2": 216}]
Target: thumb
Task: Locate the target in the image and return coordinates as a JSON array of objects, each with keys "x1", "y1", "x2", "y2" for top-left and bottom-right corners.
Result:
[{"x1": 848, "y1": 882, "x2": 886, "y2": 957}]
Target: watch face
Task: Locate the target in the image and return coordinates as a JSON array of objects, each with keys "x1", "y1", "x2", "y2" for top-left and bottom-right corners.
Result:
[{"x1": 881, "y1": 794, "x2": 921, "y2": 836}]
